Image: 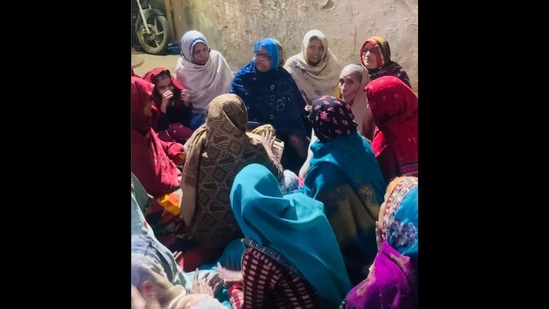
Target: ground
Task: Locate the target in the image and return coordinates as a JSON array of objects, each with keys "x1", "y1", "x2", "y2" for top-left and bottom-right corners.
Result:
[{"x1": 132, "y1": 48, "x2": 180, "y2": 76}]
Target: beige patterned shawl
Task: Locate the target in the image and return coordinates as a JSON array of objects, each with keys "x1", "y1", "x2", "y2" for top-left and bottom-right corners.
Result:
[
  {"x1": 284, "y1": 29, "x2": 342, "y2": 105},
  {"x1": 180, "y1": 94, "x2": 283, "y2": 249}
]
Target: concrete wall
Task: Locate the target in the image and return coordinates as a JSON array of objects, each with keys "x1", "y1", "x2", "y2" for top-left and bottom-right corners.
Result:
[{"x1": 169, "y1": 0, "x2": 418, "y2": 91}]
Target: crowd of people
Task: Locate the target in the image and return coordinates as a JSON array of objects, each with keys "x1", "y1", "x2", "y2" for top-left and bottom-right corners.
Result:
[{"x1": 131, "y1": 28, "x2": 418, "y2": 309}]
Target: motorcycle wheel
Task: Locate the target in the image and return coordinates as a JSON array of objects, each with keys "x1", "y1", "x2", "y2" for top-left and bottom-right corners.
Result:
[{"x1": 135, "y1": 14, "x2": 169, "y2": 55}]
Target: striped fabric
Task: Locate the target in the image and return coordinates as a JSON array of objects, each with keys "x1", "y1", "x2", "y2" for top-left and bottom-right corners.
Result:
[{"x1": 230, "y1": 246, "x2": 328, "y2": 309}]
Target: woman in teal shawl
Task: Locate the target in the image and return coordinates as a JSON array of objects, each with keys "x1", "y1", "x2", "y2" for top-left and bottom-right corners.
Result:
[
  {"x1": 228, "y1": 163, "x2": 352, "y2": 308},
  {"x1": 301, "y1": 95, "x2": 387, "y2": 285}
]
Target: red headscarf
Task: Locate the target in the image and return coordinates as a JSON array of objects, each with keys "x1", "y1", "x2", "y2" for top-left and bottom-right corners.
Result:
[
  {"x1": 142, "y1": 68, "x2": 188, "y2": 131},
  {"x1": 142, "y1": 67, "x2": 187, "y2": 108},
  {"x1": 131, "y1": 76, "x2": 183, "y2": 197},
  {"x1": 366, "y1": 76, "x2": 418, "y2": 181}
]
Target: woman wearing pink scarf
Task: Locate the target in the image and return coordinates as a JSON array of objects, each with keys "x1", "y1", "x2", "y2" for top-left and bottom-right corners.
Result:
[{"x1": 341, "y1": 176, "x2": 418, "y2": 309}]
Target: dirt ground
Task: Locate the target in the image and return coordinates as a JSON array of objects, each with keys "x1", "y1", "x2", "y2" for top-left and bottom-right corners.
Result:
[{"x1": 131, "y1": 49, "x2": 180, "y2": 76}]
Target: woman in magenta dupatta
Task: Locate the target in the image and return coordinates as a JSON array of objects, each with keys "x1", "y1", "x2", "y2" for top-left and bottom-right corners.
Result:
[
  {"x1": 131, "y1": 76, "x2": 189, "y2": 250},
  {"x1": 340, "y1": 176, "x2": 418, "y2": 309},
  {"x1": 366, "y1": 76, "x2": 418, "y2": 182}
]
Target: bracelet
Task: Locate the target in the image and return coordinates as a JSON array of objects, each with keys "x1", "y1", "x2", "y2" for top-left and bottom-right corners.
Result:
[{"x1": 228, "y1": 283, "x2": 243, "y2": 295}]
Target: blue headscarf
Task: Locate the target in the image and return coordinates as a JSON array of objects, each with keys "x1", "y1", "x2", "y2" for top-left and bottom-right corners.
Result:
[
  {"x1": 229, "y1": 38, "x2": 307, "y2": 137},
  {"x1": 384, "y1": 177, "x2": 418, "y2": 258},
  {"x1": 253, "y1": 38, "x2": 279, "y2": 71},
  {"x1": 230, "y1": 164, "x2": 352, "y2": 306}
]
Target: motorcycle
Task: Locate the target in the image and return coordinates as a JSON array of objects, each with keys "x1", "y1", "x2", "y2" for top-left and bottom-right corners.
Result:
[{"x1": 131, "y1": 0, "x2": 170, "y2": 55}]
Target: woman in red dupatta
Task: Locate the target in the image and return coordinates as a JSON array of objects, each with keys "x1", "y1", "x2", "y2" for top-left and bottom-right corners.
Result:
[
  {"x1": 131, "y1": 76, "x2": 189, "y2": 250},
  {"x1": 365, "y1": 76, "x2": 418, "y2": 182},
  {"x1": 142, "y1": 68, "x2": 194, "y2": 145}
]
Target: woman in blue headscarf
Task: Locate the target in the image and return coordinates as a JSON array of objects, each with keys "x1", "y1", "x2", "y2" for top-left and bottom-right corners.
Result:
[
  {"x1": 230, "y1": 38, "x2": 309, "y2": 174},
  {"x1": 301, "y1": 95, "x2": 387, "y2": 285},
  {"x1": 341, "y1": 176, "x2": 418, "y2": 309},
  {"x1": 227, "y1": 163, "x2": 352, "y2": 309}
]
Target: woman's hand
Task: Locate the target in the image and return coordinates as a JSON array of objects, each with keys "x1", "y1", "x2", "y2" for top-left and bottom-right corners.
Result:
[
  {"x1": 261, "y1": 130, "x2": 276, "y2": 157},
  {"x1": 217, "y1": 262, "x2": 243, "y2": 285},
  {"x1": 160, "y1": 90, "x2": 174, "y2": 113},
  {"x1": 180, "y1": 89, "x2": 190, "y2": 105},
  {"x1": 190, "y1": 269, "x2": 222, "y2": 297}
]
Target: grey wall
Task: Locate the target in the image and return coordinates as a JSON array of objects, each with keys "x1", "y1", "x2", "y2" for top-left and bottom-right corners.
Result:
[{"x1": 168, "y1": 0, "x2": 418, "y2": 91}]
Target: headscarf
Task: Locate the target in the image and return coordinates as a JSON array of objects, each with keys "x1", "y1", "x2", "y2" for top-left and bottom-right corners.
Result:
[
  {"x1": 333, "y1": 64, "x2": 374, "y2": 140},
  {"x1": 360, "y1": 36, "x2": 411, "y2": 87},
  {"x1": 142, "y1": 67, "x2": 186, "y2": 109},
  {"x1": 230, "y1": 38, "x2": 307, "y2": 137},
  {"x1": 366, "y1": 76, "x2": 418, "y2": 179},
  {"x1": 180, "y1": 30, "x2": 210, "y2": 64},
  {"x1": 309, "y1": 95, "x2": 357, "y2": 142},
  {"x1": 230, "y1": 163, "x2": 352, "y2": 306},
  {"x1": 380, "y1": 176, "x2": 418, "y2": 257},
  {"x1": 254, "y1": 38, "x2": 280, "y2": 71},
  {"x1": 142, "y1": 67, "x2": 193, "y2": 135},
  {"x1": 131, "y1": 77, "x2": 182, "y2": 197},
  {"x1": 180, "y1": 94, "x2": 283, "y2": 248},
  {"x1": 284, "y1": 29, "x2": 342, "y2": 104},
  {"x1": 342, "y1": 176, "x2": 418, "y2": 309},
  {"x1": 175, "y1": 30, "x2": 234, "y2": 114}
]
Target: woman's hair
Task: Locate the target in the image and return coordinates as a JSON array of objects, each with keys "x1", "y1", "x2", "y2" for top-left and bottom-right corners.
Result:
[{"x1": 342, "y1": 63, "x2": 365, "y2": 82}]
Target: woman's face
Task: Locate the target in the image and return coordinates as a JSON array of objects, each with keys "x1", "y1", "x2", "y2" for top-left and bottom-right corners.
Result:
[
  {"x1": 254, "y1": 46, "x2": 272, "y2": 72},
  {"x1": 339, "y1": 69, "x2": 362, "y2": 104},
  {"x1": 155, "y1": 75, "x2": 174, "y2": 94},
  {"x1": 192, "y1": 42, "x2": 209, "y2": 65},
  {"x1": 362, "y1": 42, "x2": 379, "y2": 70},
  {"x1": 306, "y1": 38, "x2": 324, "y2": 66}
]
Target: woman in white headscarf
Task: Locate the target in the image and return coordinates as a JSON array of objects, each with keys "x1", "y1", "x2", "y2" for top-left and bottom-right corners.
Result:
[
  {"x1": 284, "y1": 29, "x2": 342, "y2": 108},
  {"x1": 175, "y1": 30, "x2": 234, "y2": 130}
]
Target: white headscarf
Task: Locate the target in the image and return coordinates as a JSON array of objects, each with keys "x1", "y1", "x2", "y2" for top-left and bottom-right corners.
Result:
[
  {"x1": 284, "y1": 29, "x2": 342, "y2": 105},
  {"x1": 175, "y1": 30, "x2": 234, "y2": 114}
]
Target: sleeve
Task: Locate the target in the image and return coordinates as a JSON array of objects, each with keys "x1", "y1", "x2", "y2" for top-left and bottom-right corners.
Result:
[
  {"x1": 304, "y1": 163, "x2": 346, "y2": 202},
  {"x1": 229, "y1": 72, "x2": 247, "y2": 98},
  {"x1": 260, "y1": 151, "x2": 284, "y2": 183},
  {"x1": 160, "y1": 139, "x2": 185, "y2": 166}
]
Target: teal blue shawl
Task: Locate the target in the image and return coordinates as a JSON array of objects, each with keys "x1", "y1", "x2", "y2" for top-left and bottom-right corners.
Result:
[
  {"x1": 301, "y1": 131, "x2": 387, "y2": 285},
  {"x1": 230, "y1": 163, "x2": 352, "y2": 306}
]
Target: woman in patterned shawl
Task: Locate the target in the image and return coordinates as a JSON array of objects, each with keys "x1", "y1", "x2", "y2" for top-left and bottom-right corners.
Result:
[
  {"x1": 179, "y1": 93, "x2": 284, "y2": 251},
  {"x1": 341, "y1": 176, "x2": 418, "y2": 309},
  {"x1": 360, "y1": 36, "x2": 412, "y2": 87},
  {"x1": 230, "y1": 38, "x2": 309, "y2": 174},
  {"x1": 227, "y1": 163, "x2": 352, "y2": 309},
  {"x1": 301, "y1": 95, "x2": 387, "y2": 285}
]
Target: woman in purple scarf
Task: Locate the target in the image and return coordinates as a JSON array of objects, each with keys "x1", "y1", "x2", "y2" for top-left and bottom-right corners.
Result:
[{"x1": 340, "y1": 176, "x2": 418, "y2": 309}]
